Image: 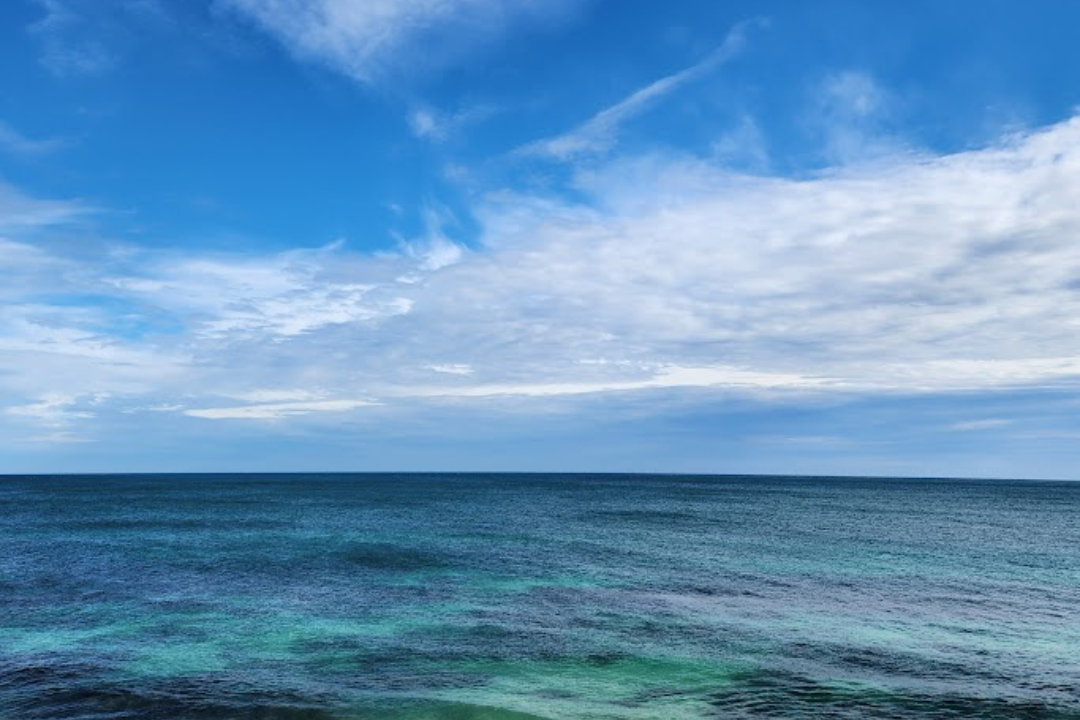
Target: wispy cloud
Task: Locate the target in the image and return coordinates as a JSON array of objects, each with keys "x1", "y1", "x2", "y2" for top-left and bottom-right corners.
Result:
[
  {"x1": 752, "y1": 435, "x2": 851, "y2": 447},
  {"x1": 0, "y1": 121, "x2": 67, "y2": 156},
  {"x1": 408, "y1": 103, "x2": 499, "y2": 142},
  {"x1": 27, "y1": 0, "x2": 173, "y2": 77},
  {"x1": 711, "y1": 115, "x2": 770, "y2": 173},
  {"x1": 29, "y1": 0, "x2": 115, "y2": 76},
  {"x1": 118, "y1": 245, "x2": 416, "y2": 339},
  {"x1": 0, "y1": 182, "x2": 88, "y2": 232},
  {"x1": 229, "y1": 389, "x2": 326, "y2": 403},
  {"x1": 950, "y1": 418, "x2": 1014, "y2": 432},
  {"x1": 4, "y1": 392, "x2": 112, "y2": 442},
  {"x1": 184, "y1": 398, "x2": 379, "y2": 420},
  {"x1": 518, "y1": 20, "x2": 761, "y2": 162},
  {"x1": 400, "y1": 365, "x2": 833, "y2": 398},
  {"x1": 221, "y1": 0, "x2": 584, "y2": 84},
  {"x1": 6, "y1": 393, "x2": 98, "y2": 427},
  {"x1": 396, "y1": 204, "x2": 467, "y2": 273},
  {"x1": 809, "y1": 70, "x2": 906, "y2": 164},
  {"x1": 425, "y1": 363, "x2": 473, "y2": 375}
]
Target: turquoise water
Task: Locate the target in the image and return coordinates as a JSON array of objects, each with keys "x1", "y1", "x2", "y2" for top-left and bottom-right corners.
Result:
[{"x1": 1, "y1": 473, "x2": 1078, "y2": 718}]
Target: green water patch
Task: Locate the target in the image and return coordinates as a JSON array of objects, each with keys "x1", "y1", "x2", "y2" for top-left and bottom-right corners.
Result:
[
  {"x1": 124, "y1": 641, "x2": 228, "y2": 677},
  {"x1": 0, "y1": 627, "x2": 117, "y2": 654},
  {"x1": 238, "y1": 614, "x2": 429, "y2": 662},
  {"x1": 736, "y1": 604, "x2": 1080, "y2": 685},
  {"x1": 463, "y1": 574, "x2": 613, "y2": 594},
  {"x1": 168, "y1": 604, "x2": 475, "y2": 669},
  {"x1": 709, "y1": 667, "x2": 1080, "y2": 719},
  {"x1": 437, "y1": 654, "x2": 745, "y2": 719},
  {"x1": 0, "y1": 610, "x2": 152, "y2": 654},
  {"x1": 350, "y1": 699, "x2": 555, "y2": 720}
]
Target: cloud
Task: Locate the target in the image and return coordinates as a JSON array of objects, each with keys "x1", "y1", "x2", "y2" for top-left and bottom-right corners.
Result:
[
  {"x1": 184, "y1": 398, "x2": 379, "y2": 419},
  {"x1": 0, "y1": 182, "x2": 88, "y2": 233},
  {"x1": 711, "y1": 115, "x2": 769, "y2": 173},
  {"x1": 458, "y1": 116, "x2": 1080, "y2": 396},
  {"x1": 118, "y1": 245, "x2": 416, "y2": 339},
  {"x1": 950, "y1": 418, "x2": 1013, "y2": 432},
  {"x1": 753, "y1": 435, "x2": 850, "y2": 447},
  {"x1": 29, "y1": 0, "x2": 115, "y2": 76},
  {"x1": 6, "y1": 393, "x2": 98, "y2": 427},
  {"x1": 4, "y1": 393, "x2": 112, "y2": 442},
  {"x1": 408, "y1": 103, "x2": 498, "y2": 142},
  {"x1": 823, "y1": 71, "x2": 885, "y2": 119},
  {"x1": 518, "y1": 20, "x2": 760, "y2": 161},
  {"x1": 0, "y1": 309, "x2": 191, "y2": 405},
  {"x1": 809, "y1": 70, "x2": 906, "y2": 164},
  {"x1": 0, "y1": 239, "x2": 52, "y2": 272},
  {"x1": 230, "y1": 389, "x2": 326, "y2": 403},
  {"x1": 122, "y1": 403, "x2": 184, "y2": 414},
  {"x1": 221, "y1": 0, "x2": 583, "y2": 84},
  {"x1": 400, "y1": 365, "x2": 833, "y2": 398},
  {"x1": 396, "y1": 205, "x2": 467, "y2": 273},
  {"x1": 6, "y1": 114, "x2": 1080, "y2": 435},
  {"x1": 0, "y1": 212, "x2": 192, "y2": 419},
  {"x1": 425, "y1": 363, "x2": 473, "y2": 375},
  {"x1": 27, "y1": 0, "x2": 174, "y2": 77},
  {"x1": 0, "y1": 121, "x2": 67, "y2": 156}
]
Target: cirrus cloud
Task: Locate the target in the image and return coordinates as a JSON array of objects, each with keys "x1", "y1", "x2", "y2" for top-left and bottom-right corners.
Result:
[{"x1": 220, "y1": 0, "x2": 585, "y2": 84}]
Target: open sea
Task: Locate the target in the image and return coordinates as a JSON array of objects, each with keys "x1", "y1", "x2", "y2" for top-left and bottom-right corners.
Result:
[{"x1": 1, "y1": 473, "x2": 1078, "y2": 719}]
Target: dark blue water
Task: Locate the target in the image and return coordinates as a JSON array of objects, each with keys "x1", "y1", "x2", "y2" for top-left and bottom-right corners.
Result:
[{"x1": 1, "y1": 474, "x2": 1078, "y2": 718}]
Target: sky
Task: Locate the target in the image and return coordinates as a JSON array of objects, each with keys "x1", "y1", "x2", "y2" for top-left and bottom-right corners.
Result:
[{"x1": 3, "y1": 0, "x2": 1080, "y2": 477}]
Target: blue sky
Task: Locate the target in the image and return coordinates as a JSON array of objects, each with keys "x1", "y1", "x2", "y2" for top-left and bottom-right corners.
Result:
[{"x1": 4, "y1": 0, "x2": 1080, "y2": 477}]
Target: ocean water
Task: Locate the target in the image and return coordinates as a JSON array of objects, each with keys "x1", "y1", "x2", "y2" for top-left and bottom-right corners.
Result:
[{"x1": 1, "y1": 474, "x2": 1078, "y2": 719}]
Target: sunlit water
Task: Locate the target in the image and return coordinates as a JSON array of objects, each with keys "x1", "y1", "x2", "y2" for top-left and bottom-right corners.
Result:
[{"x1": 1, "y1": 473, "x2": 1078, "y2": 719}]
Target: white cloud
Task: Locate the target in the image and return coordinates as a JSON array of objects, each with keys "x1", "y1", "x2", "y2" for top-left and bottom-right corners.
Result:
[
  {"x1": 184, "y1": 398, "x2": 379, "y2": 419},
  {"x1": 0, "y1": 239, "x2": 51, "y2": 269},
  {"x1": 519, "y1": 21, "x2": 759, "y2": 161},
  {"x1": 121, "y1": 246, "x2": 416, "y2": 339},
  {"x1": 0, "y1": 299, "x2": 192, "y2": 408},
  {"x1": 23, "y1": 431, "x2": 92, "y2": 444},
  {"x1": 198, "y1": 283, "x2": 413, "y2": 338},
  {"x1": 400, "y1": 365, "x2": 833, "y2": 398},
  {"x1": 408, "y1": 103, "x2": 498, "y2": 142},
  {"x1": 950, "y1": 419, "x2": 1013, "y2": 432},
  {"x1": 810, "y1": 70, "x2": 906, "y2": 164},
  {"x1": 7, "y1": 114, "x2": 1080, "y2": 432},
  {"x1": 0, "y1": 182, "x2": 88, "y2": 233},
  {"x1": 221, "y1": 0, "x2": 583, "y2": 84},
  {"x1": 425, "y1": 363, "x2": 473, "y2": 375},
  {"x1": 453, "y1": 116, "x2": 1080, "y2": 395},
  {"x1": 396, "y1": 204, "x2": 468, "y2": 273},
  {"x1": 122, "y1": 403, "x2": 185, "y2": 414},
  {"x1": 0, "y1": 227, "x2": 192, "y2": 420},
  {"x1": 5, "y1": 393, "x2": 101, "y2": 428},
  {"x1": 230, "y1": 389, "x2": 326, "y2": 403}
]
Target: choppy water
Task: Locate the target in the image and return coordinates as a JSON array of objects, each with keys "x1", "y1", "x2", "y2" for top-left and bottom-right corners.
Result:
[{"x1": 1, "y1": 473, "x2": 1078, "y2": 719}]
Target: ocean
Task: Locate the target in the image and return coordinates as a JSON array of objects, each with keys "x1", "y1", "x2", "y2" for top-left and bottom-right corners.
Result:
[{"x1": 1, "y1": 473, "x2": 1077, "y2": 719}]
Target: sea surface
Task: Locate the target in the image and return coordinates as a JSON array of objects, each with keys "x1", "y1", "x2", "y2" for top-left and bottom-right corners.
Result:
[{"x1": 1, "y1": 473, "x2": 1078, "y2": 719}]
